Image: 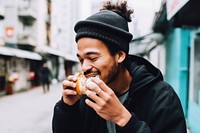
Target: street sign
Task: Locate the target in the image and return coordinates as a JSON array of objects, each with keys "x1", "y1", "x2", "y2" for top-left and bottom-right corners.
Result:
[
  {"x1": 166, "y1": 0, "x2": 189, "y2": 20},
  {"x1": 6, "y1": 27, "x2": 14, "y2": 38}
]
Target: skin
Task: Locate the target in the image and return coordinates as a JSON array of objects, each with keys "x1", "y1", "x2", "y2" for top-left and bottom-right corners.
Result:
[{"x1": 62, "y1": 37, "x2": 132, "y2": 127}]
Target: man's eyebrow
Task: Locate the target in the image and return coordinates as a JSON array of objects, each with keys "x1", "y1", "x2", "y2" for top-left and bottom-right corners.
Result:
[{"x1": 76, "y1": 52, "x2": 100, "y2": 57}]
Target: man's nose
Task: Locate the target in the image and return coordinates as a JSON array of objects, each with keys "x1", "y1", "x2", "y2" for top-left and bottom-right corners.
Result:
[{"x1": 81, "y1": 60, "x2": 92, "y2": 72}]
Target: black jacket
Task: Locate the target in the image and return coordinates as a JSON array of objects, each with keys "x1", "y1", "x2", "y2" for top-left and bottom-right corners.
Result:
[
  {"x1": 52, "y1": 55, "x2": 187, "y2": 133},
  {"x1": 39, "y1": 67, "x2": 51, "y2": 83}
]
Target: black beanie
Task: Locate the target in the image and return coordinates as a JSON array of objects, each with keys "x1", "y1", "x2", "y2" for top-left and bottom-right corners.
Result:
[{"x1": 74, "y1": 10, "x2": 133, "y2": 54}]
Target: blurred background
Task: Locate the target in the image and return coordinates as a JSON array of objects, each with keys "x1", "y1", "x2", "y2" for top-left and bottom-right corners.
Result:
[{"x1": 0, "y1": 0, "x2": 200, "y2": 133}]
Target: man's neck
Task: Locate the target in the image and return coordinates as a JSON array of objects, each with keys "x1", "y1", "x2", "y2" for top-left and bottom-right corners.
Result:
[{"x1": 109, "y1": 66, "x2": 132, "y2": 95}]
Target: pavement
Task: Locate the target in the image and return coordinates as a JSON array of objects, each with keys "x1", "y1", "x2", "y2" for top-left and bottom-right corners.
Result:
[
  {"x1": 0, "y1": 82, "x2": 192, "y2": 133},
  {"x1": 0, "y1": 82, "x2": 62, "y2": 133}
]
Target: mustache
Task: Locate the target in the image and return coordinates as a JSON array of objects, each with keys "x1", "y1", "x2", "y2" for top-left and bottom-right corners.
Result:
[
  {"x1": 84, "y1": 70, "x2": 100, "y2": 77},
  {"x1": 83, "y1": 70, "x2": 89, "y2": 76}
]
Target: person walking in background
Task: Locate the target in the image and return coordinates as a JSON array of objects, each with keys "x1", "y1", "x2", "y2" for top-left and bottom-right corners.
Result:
[
  {"x1": 52, "y1": 1, "x2": 187, "y2": 133},
  {"x1": 39, "y1": 62, "x2": 51, "y2": 93}
]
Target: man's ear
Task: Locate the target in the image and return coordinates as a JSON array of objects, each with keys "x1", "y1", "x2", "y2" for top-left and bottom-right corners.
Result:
[{"x1": 116, "y1": 51, "x2": 126, "y2": 63}]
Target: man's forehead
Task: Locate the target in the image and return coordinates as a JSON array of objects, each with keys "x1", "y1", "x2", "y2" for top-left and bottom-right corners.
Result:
[{"x1": 77, "y1": 50, "x2": 100, "y2": 57}]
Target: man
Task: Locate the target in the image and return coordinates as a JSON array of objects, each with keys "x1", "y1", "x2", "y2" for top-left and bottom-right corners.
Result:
[
  {"x1": 52, "y1": 1, "x2": 187, "y2": 133},
  {"x1": 39, "y1": 62, "x2": 51, "y2": 93}
]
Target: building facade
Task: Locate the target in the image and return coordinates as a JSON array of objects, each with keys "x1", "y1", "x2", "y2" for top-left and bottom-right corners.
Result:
[
  {"x1": 0, "y1": 0, "x2": 79, "y2": 95},
  {"x1": 0, "y1": 0, "x2": 44, "y2": 94},
  {"x1": 151, "y1": 0, "x2": 200, "y2": 132}
]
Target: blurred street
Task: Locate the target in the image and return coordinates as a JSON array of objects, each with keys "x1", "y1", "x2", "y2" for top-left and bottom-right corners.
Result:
[
  {"x1": 0, "y1": 82, "x2": 192, "y2": 133},
  {"x1": 0, "y1": 0, "x2": 200, "y2": 132},
  {"x1": 0, "y1": 82, "x2": 62, "y2": 133}
]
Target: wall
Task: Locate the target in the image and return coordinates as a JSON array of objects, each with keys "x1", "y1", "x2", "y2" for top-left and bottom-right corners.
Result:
[{"x1": 164, "y1": 28, "x2": 190, "y2": 116}]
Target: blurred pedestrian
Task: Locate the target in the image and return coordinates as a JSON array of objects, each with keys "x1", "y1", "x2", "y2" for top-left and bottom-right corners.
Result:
[
  {"x1": 52, "y1": 1, "x2": 187, "y2": 133},
  {"x1": 39, "y1": 62, "x2": 51, "y2": 93}
]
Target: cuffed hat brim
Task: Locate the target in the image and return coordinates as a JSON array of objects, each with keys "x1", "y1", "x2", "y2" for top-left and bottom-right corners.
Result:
[{"x1": 74, "y1": 10, "x2": 133, "y2": 53}]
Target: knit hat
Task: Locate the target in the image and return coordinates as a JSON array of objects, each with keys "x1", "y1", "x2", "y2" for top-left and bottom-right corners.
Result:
[{"x1": 74, "y1": 10, "x2": 133, "y2": 54}]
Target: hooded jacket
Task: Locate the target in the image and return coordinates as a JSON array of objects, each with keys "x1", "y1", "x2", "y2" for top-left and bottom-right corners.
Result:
[{"x1": 52, "y1": 55, "x2": 187, "y2": 133}]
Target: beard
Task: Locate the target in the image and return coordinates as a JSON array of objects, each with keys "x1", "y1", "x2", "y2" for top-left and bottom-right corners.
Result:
[
  {"x1": 83, "y1": 61, "x2": 120, "y2": 88},
  {"x1": 104, "y1": 62, "x2": 119, "y2": 87}
]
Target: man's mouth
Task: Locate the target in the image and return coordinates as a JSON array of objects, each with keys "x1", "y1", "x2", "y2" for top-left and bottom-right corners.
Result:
[{"x1": 85, "y1": 73, "x2": 100, "y2": 79}]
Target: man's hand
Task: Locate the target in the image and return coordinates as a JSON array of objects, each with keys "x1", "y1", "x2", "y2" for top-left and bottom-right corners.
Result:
[
  {"x1": 85, "y1": 77, "x2": 131, "y2": 127},
  {"x1": 62, "y1": 75, "x2": 82, "y2": 106}
]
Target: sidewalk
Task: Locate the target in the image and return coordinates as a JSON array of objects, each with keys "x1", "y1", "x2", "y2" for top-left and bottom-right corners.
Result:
[
  {"x1": 0, "y1": 82, "x2": 192, "y2": 133},
  {"x1": 0, "y1": 82, "x2": 62, "y2": 133}
]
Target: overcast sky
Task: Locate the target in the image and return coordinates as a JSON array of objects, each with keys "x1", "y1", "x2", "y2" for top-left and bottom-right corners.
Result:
[
  {"x1": 128, "y1": 0, "x2": 162, "y2": 37},
  {"x1": 80, "y1": 0, "x2": 163, "y2": 38}
]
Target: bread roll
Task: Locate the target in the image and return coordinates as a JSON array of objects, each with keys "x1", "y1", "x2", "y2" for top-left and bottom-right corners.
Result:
[{"x1": 76, "y1": 72, "x2": 87, "y2": 94}]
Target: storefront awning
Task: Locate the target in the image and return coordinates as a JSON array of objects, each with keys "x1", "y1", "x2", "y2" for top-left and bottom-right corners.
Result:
[
  {"x1": 10, "y1": 48, "x2": 42, "y2": 60},
  {"x1": 38, "y1": 46, "x2": 78, "y2": 62},
  {"x1": 0, "y1": 46, "x2": 42, "y2": 60},
  {"x1": 0, "y1": 46, "x2": 14, "y2": 56},
  {"x1": 129, "y1": 33, "x2": 163, "y2": 55},
  {"x1": 166, "y1": 0, "x2": 189, "y2": 20}
]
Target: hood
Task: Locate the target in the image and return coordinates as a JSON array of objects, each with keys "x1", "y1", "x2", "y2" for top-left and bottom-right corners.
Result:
[{"x1": 124, "y1": 55, "x2": 163, "y2": 94}]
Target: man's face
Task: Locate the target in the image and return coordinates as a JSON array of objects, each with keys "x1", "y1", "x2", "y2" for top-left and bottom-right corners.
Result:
[{"x1": 77, "y1": 37, "x2": 119, "y2": 85}]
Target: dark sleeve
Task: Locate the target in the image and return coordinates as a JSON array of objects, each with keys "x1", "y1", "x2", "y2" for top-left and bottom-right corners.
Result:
[
  {"x1": 117, "y1": 85, "x2": 187, "y2": 133},
  {"x1": 148, "y1": 87, "x2": 187, "y2": 133},
  {"x1": 116, "y1": 113, "x2": 151, "y2": 133},
  {"x1": 52, "y1": 98, "x2": 83, "y2": 133}
]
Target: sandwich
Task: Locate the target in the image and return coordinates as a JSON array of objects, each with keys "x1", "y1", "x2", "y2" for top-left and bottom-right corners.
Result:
[{"x1": 76, "y1": 72, "x2": 88, "y2": 94}]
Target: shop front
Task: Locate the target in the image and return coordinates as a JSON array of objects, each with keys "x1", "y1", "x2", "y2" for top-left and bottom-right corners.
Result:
[
  {"x1": 0, "y1": 46, "x2": 13, "y2": 95},
  {"x1": 0, "y1": 57, "x2": 6, "y2": 94},
  {"x1": 153, "y1": 0, "x2": 200, "y2": 132},
  {"x1": 0, "y1": 46, "x2": 42, "y2": 95}
]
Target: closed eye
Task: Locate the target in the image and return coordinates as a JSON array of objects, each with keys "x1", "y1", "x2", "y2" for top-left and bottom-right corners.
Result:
[{"x1": 89, "y1": 57, "x2": 98, "y2": 62}]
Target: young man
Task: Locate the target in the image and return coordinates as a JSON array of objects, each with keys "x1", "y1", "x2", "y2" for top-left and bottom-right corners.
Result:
[
  {"x1": 52, "y1": 1, "x2": 187, "y2": 133},
  {"x1": 39, "y1": 62, "x2": 51, "y2": 93}
]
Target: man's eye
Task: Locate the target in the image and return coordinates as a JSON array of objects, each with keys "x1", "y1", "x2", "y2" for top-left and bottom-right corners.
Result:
[{"x1": 90, "y1": 57, "x2": 97, "y2": 61}]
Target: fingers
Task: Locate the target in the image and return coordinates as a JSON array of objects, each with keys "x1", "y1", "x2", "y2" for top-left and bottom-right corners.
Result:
[
  {"x1": 62, "y1": 75, "x2": 77, "y2": 96},
  {"x1": 62, "y1": 75, "x2": 77, "y2": 89},
  {"x1": 89, "y1": 77, "x2": 113, "y2": 94},
  {"x1": 62, "y1": 80, "x2": 76, "y2": 89},
  {"x1": 62, "y1": 87, "x2": 77, "y2": 96},
  {"x1": 85, "y1": 98, "x2": 101, "y2": 111},
  {"x1": 85, "y1": 89, "x2": 103, "y2": 103},
  {"x1": 85, "y1": 77, "x2": 112, "y2": 107},
  {"x1": 86, "y1": 80, "x2": 100, "y2": 94},
  {"x1": 85, "y1": 81, "x2": 103, "y2": 103},
  {"x1": 86, "y1": 77, "x2": 113, "y2": 98},
  {"x1": 96, "y1": 89, "x2": 102, "y2": 95}
]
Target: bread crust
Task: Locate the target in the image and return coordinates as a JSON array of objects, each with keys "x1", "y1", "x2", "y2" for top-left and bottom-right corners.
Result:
[{"x1": 76, "y1": 72, "x2": 87, "y2": 94}]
